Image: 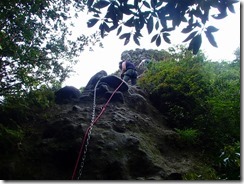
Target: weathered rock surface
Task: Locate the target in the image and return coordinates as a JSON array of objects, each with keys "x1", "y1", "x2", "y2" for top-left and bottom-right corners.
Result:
[
  {"x1": 1, "y1": 72, "x2": 202, "y2": 180},
  {"x1": 55, "y1": 86, "x2": 81, "y2": 104}
]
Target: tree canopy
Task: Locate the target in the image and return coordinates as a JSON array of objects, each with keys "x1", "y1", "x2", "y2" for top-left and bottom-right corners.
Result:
[
  {"x1": 85, "y1": 0, "x2": 239, "y2": 54},
  {"x1": 0, "y1": 0, "x2": 101, "y2": 98}
]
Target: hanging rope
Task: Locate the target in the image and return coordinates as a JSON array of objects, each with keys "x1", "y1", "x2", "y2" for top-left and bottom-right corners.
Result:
[
  {"x1": 71, "y1": 79, "x2": 125, "y2": 180},
  {"x1": 74, "y1": 79, "x2": 100, "y2": 180}
]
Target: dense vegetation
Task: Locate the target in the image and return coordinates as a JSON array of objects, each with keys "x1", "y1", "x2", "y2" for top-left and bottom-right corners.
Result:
[
  {"x1": 138, "y1": 46, "x2": 240, "y2": 179},
  {"x1": 0, "y1": 0, "x2": 101, "y2": 99}
]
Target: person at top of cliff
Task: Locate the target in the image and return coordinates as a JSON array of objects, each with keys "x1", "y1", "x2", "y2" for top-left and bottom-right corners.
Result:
[{"x1": 119, "y1": 53, "x2": 138, "y2": 86}]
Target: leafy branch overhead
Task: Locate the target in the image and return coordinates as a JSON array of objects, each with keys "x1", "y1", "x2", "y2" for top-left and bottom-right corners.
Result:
[
  {"x1": 0, "y1": 0, "x2": 101, "y2": 97},
  {"x1": 85, "y1": 0, "x2": 239, "y2": 54}
]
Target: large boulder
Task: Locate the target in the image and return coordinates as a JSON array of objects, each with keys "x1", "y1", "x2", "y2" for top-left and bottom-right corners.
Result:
[
  {"x1": 55, "y1": 86, "x2": 81, "y2": 104},
  {"x1": 100, "y1": 75, "x2": 128, "y2": 92},
  {"x1": 81, "y1": 73, "x2": 129, "y2": 104},
  {"x1": 84, "y1": 70, "x2": 108, "y2": 91}
]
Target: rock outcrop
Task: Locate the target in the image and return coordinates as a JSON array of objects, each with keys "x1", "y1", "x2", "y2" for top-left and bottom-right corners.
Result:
[
  {"x1": 55, "y1": 86, "x2": 82, "y2": 104},
  {"x1": 1, "y1": 71, "x2": 202, "y2": 180}
]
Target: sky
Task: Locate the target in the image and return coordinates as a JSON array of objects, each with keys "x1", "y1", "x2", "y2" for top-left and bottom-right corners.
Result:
[{"x1": 63, "y1": 2, "x2": 241, "y2": 89}]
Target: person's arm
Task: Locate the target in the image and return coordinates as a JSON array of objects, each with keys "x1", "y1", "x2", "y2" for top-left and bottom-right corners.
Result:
[
  {"x1": 120, "y1": 61, "x2": 126, "y2": 79},
  {"x1": 121, "y1": 61, "x2": 126, "y2": 73}
]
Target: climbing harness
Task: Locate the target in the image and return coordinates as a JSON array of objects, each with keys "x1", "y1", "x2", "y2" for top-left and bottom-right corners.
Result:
[{"x1": 71, "y1": 79, "x2": 125, "y2": 180}]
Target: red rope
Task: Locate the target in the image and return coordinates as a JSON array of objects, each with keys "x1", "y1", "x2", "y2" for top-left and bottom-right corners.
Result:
[{"x1": 71, "y1": 80, "x2": 124, "y2": 180}]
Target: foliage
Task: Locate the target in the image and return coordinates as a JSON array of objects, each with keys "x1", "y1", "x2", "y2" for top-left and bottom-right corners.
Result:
[
  {"x1": 0, "y1": 123, "x2": 24, "y2": 154},
  {"x1": 0, "y1": 0, "x2": 101, "y2": 99},
  {"x1": 85, "y1": 0, "x2": 239, "y2": 54},
  {"x1": 138, "y1": 45, "x2": 209, "y2": 129},
  {"x1": 1, "y1": 86, "x2": 56, "y2": 126},
  {"x1": 218, "y1": 141, "x2": 240, "y2": 179},
  {"x1": 175, "y1": 128, "x2": 199, "y2": 144},
  {"x1": 203, "y1": 60, "x2": 240, "y2": 149},
  {"x1": 138, "y1": 45, "x2": 240, "y2": 179},
  {"x1": 184, "y1": 165, "x2": 218, "y2": 180},
  {"x1": 0, "y1": 85, "x2": 56, "y2": 156}
]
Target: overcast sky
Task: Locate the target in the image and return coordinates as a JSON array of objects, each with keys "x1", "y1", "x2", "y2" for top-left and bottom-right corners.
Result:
[{"x1": 63, "y1": 3, "x2": 240, "y2": 88}]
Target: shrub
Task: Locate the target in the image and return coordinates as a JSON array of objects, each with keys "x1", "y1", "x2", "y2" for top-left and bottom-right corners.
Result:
[
  {"x1": 138, "y1": 46, "x2": 240, "y2": 179},
  {"x1": 218, "y1": 142, "x2": 240, "y2": 180},
  {"x1": 175, "y1": 128, "x2": 199, "y2": 144}
]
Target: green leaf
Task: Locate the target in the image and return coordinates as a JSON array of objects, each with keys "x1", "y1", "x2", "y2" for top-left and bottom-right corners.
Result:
[
  {"x1": 151, "y1": 34, "x2": 158, "y2": 43},
  {"x1": 151, "y1": 0, "x2": 157, "y2": 9},
  {"x1": 124, "y1": 16, "x2": 134, "y2": 27},
  {"x1": 183, "y1": 31, "x2": 198, "y2": 42},
  {"x1": 134, "y1": 19, "x2": 140, "y2": 31},
  {"x1": 124, "y1": 37, "x2": 130, "y2": 45},
  {"x1": 205, "y1": 31, "x2": 218, "y2": 47},
  {"x1": 206, "y1": 26, "x2": 219, "y2": 33},
  {"x1": 192, "y1": 7, "x2": 203, "y2": 18},
  {"x1": 156, "y1": 35, "x2": 161, "y2": 46},
  {"x1": 163, "y1": 33, "x2": 171, "y2": 44},
  {"x1": 181, "y1": 25, "x2": 194, "y2": 33},
  {"x1": 93, "y1": 0, "x2": 110, "y2": 9},
  {"x1": 228, "y1": 4, "x2": 235, "y2": 13},
  {"x1": 117, "y1": 26, "x2": 122, "y2": 36},
  {"x1": 159, "y1": 13, "x2": 167, "y2": 28},
  {"x1": 155, "y1": 21, "x2": 159, "y2": 30},
  {"x1": 99, "y1": 23, "x2": 105, "y2": 38},
  {"x1": 119, "y1": 4, "x2": 133, "y2": 15},
  {"x1": 156, "y1": 1, "x2": 163, "y2": 8},
  {"x1": 119, "y1": 33, "x2": 131, "y2": 45},
  {"x1": 139, "y1": 14, "x2": 145, "y2": 29},
  {"x1": 188, "y1": 34, "x2": 202, "y2": 54},
  {"x1": 133, "y1": 34, "x2": 140, "y2": 46},
  {"x1": 87, "y1": 18, "x2": 99, "y2": 28},
  {"x1": 87, "y1": 0, "x2": 94, "y2": 8},
  {"x1": 93, "y1": 14, "x2": 100, "y2": 18},
  {"x1": 116, "y1": 7, "x2": 123, "y2": 21},
  {"x1": 147, "y1": 15, "x2": 154, "y2": 34},
  {"x1": 172, "y1": 12, "x2": 181, "y2": 27},
  {"x1": 103, "y1": 22, "x2": 110, "y2": 32},
  {"x1": 134, "y1": 15, "x2": 144, "y2": 31},
  {"x1": 143, "y1": 1, "x2": 151, "y2": 8},
  {"x1": 182, "y1": 22, "x2": 200, "y2": 33},
  {"x1": 119, "y1": 32, "x2": 130, "y2": 40}
]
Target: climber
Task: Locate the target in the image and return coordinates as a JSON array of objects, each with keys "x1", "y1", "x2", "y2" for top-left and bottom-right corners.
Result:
[{"x1": 119, "y1": 53, "x2": 138, "y2": 86}]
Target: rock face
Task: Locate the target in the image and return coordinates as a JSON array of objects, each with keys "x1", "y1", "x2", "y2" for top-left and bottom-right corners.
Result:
[
  {"x1": 1, "y1": 72, "x2": 201, "y2": 180},
  {"x1": 84, "y1": 70, "x2": 108, "y2": 91},
  {"x1": 55, "y1": 86, "x2": 81, "y2": 104}
]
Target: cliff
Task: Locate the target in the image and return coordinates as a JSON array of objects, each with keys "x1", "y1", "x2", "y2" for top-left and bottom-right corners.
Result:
[{"x1": 1, "y1": 70, "x2": 206, "y2": 180}]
